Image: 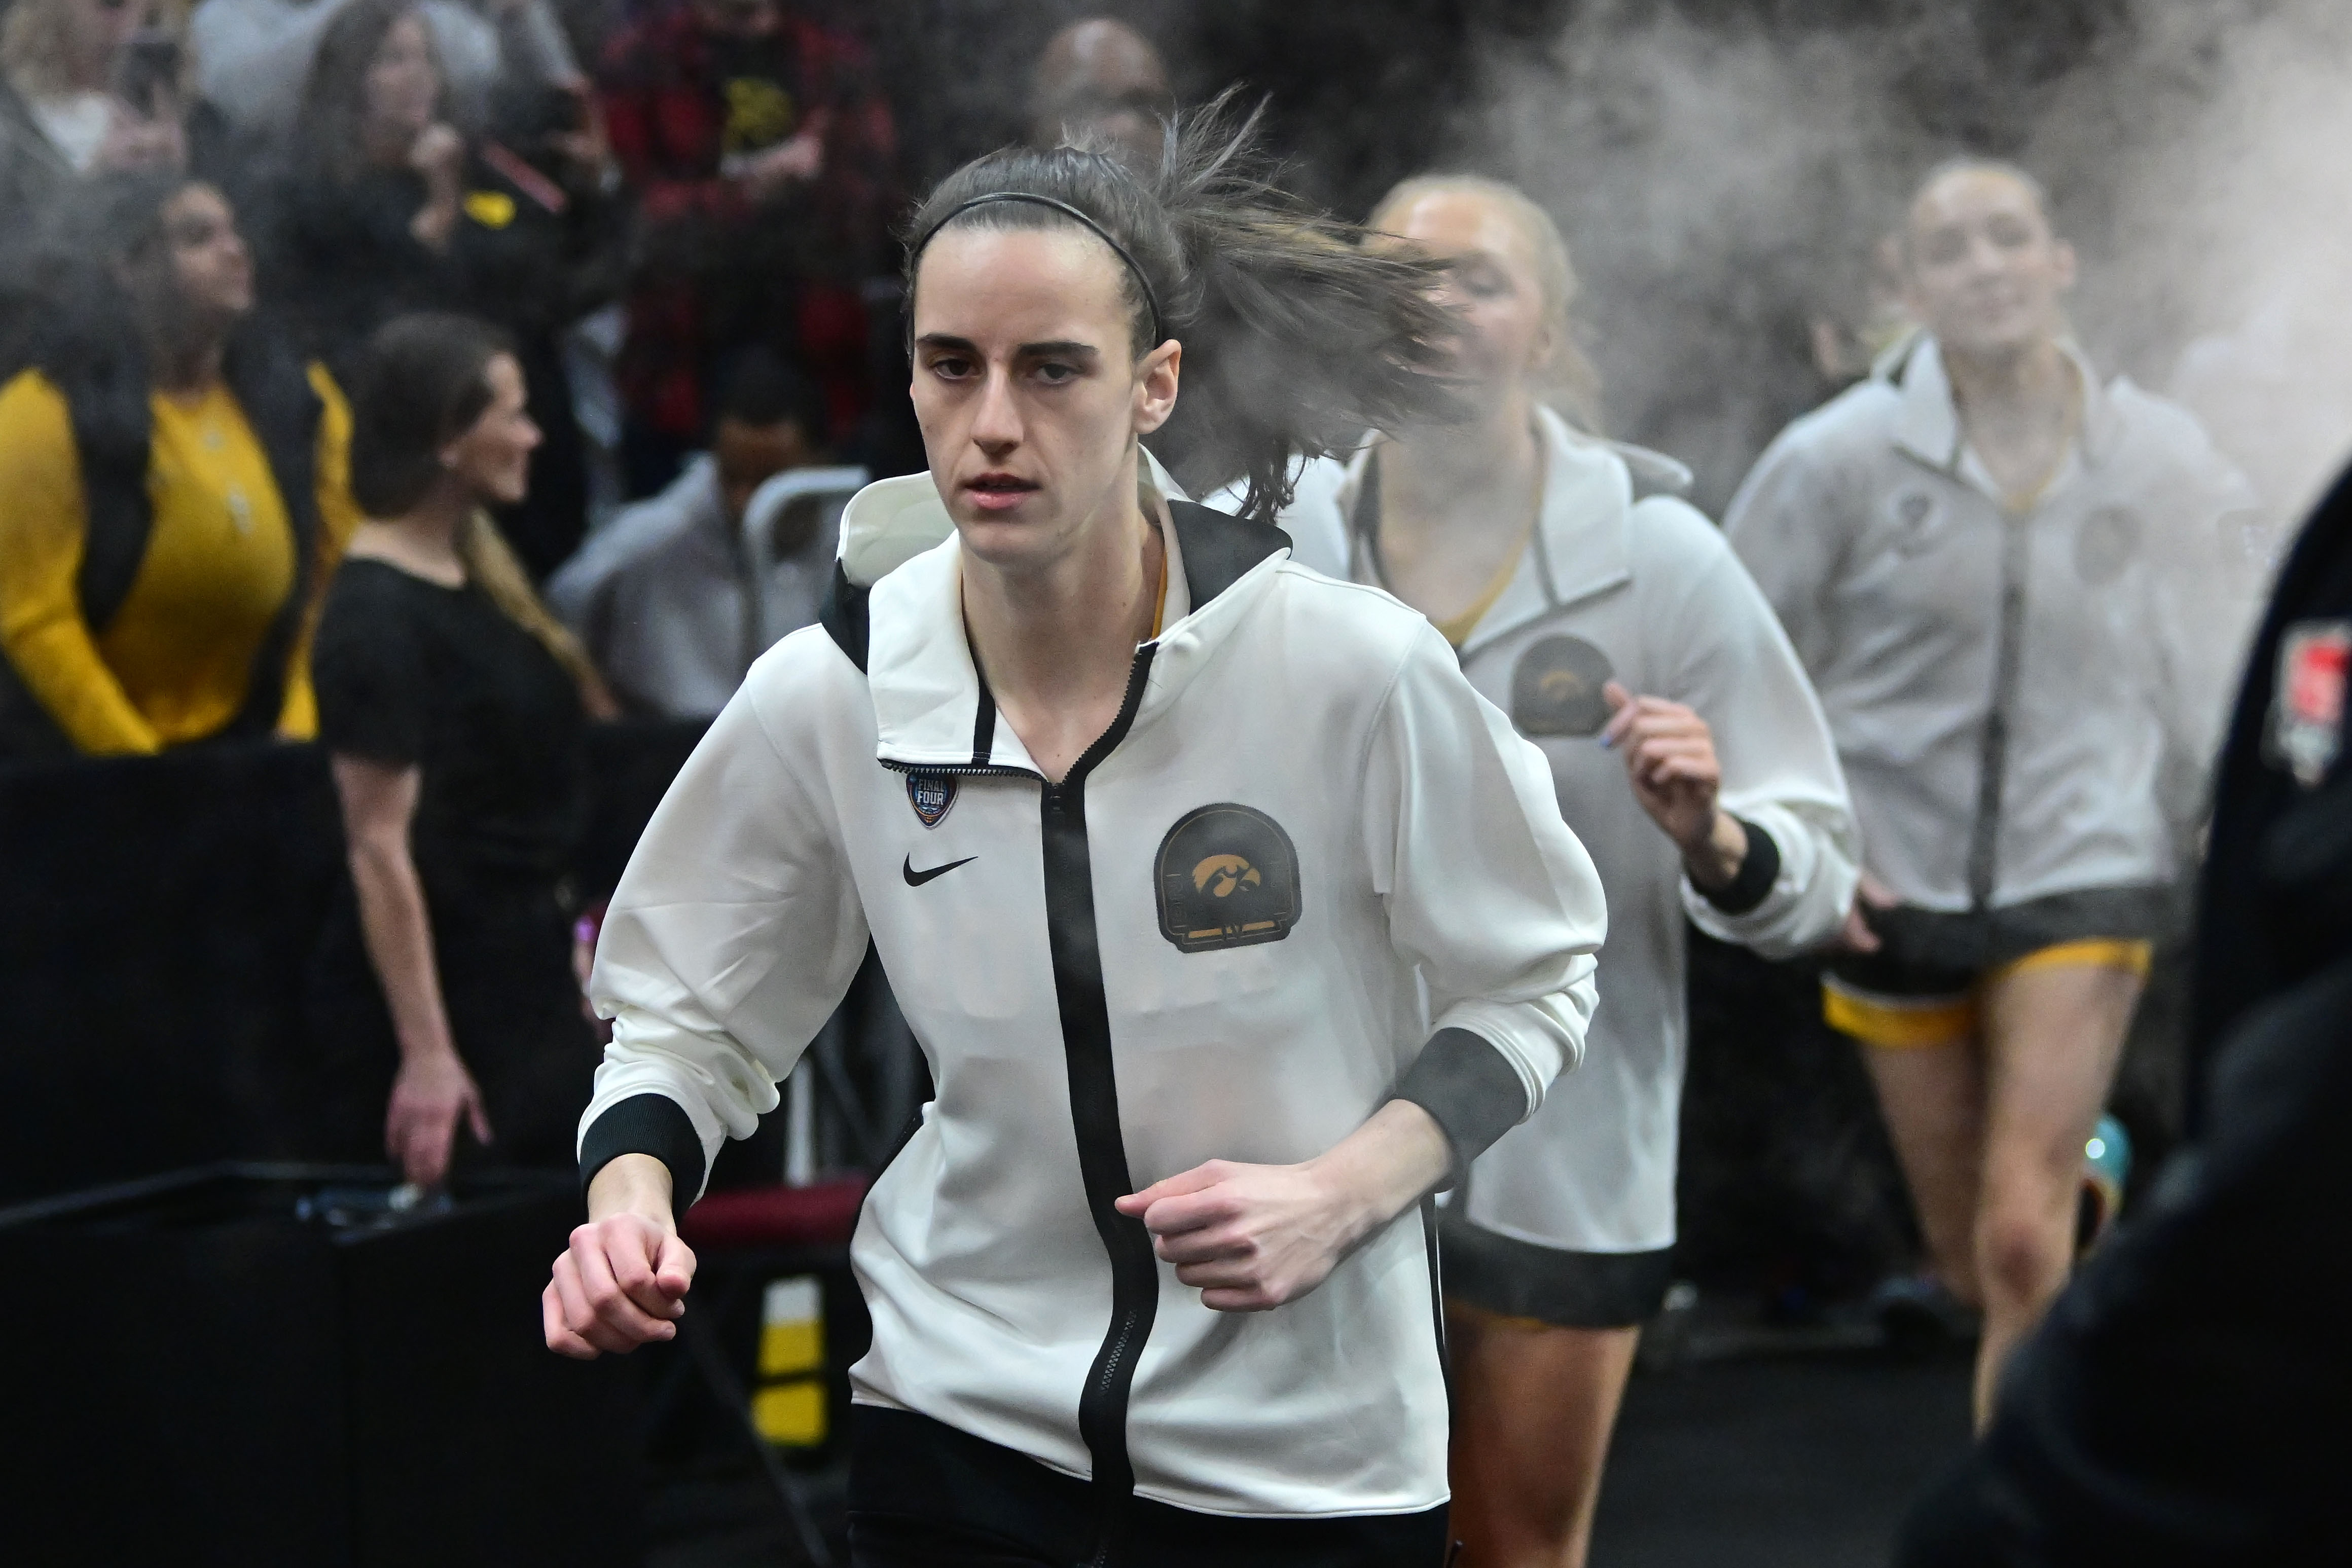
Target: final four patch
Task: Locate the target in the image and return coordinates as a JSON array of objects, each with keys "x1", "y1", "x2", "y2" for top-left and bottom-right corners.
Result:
[
  {"x1": 2273, "y1": 620, "x2": 2350, "y2": 787},
  {"x1": 1511, "y1": 635, "x2": 1615, "y2": 737},
  {"x1": 907, "y1": 772, "x2": 958, "y2": 828},
  {"x1": 1155, "y1": 804, "x2": 1302, "y2": 953}
]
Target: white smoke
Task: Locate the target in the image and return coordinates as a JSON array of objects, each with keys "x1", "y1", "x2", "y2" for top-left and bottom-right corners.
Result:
[
  {"x1": 1461, "y1": 6, "x2": 1938, "y2": 510},
  {"x1": 2061, "y1": 0, "x2": 2352, "y2": 525},
  {"x1": 1451, "y1": 0, "x2": 2352, "y2": 525}
]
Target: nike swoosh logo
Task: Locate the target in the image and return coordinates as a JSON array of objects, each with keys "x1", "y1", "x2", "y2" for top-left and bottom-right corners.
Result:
[{"x1": 902, "y1": 854, "x2": 976, "y2": 887}]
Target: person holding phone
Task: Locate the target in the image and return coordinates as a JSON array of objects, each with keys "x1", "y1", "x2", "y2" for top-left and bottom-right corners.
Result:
[
  {"x1": 2, "y1": 0, "x2": 187, "y2": 315},
  {"x1": 263, "y1": 0, "x2": 622, "y2": 575}
]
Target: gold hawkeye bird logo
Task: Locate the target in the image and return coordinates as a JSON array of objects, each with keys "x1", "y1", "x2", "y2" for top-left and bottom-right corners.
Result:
[{"x1": 1191, "y1": 854, "x2": 1262, "y2": 899}]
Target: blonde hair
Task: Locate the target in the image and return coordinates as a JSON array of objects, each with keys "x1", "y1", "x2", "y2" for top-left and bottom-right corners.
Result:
[
  {"x1": 3, "y1": 0, "x2": 86, "y2": 96},
  {"x1": 456, "y1": 510, "x2": 617, "y2": 717},
  {"x1": 1367, "y1": 173, "x2": 1605, "y2": 433},
  {"x1": 3, "y1": 0, "x2": 186, "y2": 99}
]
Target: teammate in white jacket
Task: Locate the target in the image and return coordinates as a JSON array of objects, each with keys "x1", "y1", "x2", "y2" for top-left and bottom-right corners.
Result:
[
  {"x1": 540, "y1": 106, "x2": 1609, "y2": 1567},
  {"x1": 1724, "y1": 159, "x2": 2264, "y2": 1426},
  {"x1": 1251, "y1": 176, "x2": 1858, "y2": 1568}
]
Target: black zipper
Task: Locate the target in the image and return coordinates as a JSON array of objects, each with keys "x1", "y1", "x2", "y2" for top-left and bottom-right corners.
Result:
[
  {"x1": 1968, "y1": 507, "x2": 2034, "y2": 909},
  {"x1": 889, "y1": 648, "x2": 1163, "y2": 1568}
]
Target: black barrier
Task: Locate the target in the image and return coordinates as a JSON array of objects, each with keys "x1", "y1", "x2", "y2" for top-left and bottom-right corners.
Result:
[
  {"x1": 0, "y1": 1163, "x2": 641, "y2": 1566},
  {"x1": 0, "y1": 720, "x2": 710, "y2": 1206}
]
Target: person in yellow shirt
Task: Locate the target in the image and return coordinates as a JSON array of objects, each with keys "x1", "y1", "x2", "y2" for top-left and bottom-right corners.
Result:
[{"x1": 0, "y1": 169, "x2": 363, "y2": 758}]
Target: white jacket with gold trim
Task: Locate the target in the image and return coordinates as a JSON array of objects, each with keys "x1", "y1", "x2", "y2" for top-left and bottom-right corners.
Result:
[{"x1": 1251, "y1": 409, "x2": 1859, "y2": 1257}]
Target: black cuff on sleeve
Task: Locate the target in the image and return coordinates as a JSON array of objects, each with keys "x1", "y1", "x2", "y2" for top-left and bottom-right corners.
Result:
[
  {"x1": 1390, "y1": 1027, "x2": 1531, "y2": 1188},
  {"x1": 1699, "y1": 816, "x2": 1781, "y2": 917},
  {"x1": 578, "y1": 1093, "x2": 706, "y2": 1223}
]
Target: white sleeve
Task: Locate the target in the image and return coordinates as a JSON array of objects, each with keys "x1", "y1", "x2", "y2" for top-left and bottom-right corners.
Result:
[
  {"x1": 1722, "y1": 427, "x2": 1850, "y2": 678},
  {"x1": 1647, "y1": 503, "x2": 1861, "y2": 957},
  {"x1": 1362, "y1": 623, "x2": 1608, "y2": 1120},
  {"x1": 2147, "y1": 452, "x2": 2270, "y2": 776},
  {"x1": 578, "y1": 671, "x2": 871, "y2": 1199}
]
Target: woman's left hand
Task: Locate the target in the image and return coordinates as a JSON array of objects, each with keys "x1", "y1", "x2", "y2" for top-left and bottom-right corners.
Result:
[
  {"x1": 1115, "y1": 1101, "x2": 1451, "y2": 1312},
  {"x1": 386, "y1": 1048, "x2": 493, "y2": 1187}
]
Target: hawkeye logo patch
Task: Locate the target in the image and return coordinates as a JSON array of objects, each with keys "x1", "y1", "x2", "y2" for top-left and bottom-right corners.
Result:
[
  {"x1": 1511, "y1": 635, "x2": 1615, "y2": 737},
  {"x1": 1155, "y1": 804, "x2": 1302, "y2": 953},
  {"x1": 1889, "y1": 489, "x2": 1944, "y2": 557},
  {"x1": 2272, "y1": 620, "x2": 2350, "y2": 787},
  {"x1": 906, "y1": 772, "x2": 958, "y2": 828}
]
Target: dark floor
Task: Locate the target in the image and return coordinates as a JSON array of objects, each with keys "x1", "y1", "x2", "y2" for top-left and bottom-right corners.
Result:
[
  {"x1": 646, "y1": 1338, "x2": 1974, "y2": 1567},
  {"x1": 1591, "y1": 1350, "x2": 1972, "y2": 1568}
]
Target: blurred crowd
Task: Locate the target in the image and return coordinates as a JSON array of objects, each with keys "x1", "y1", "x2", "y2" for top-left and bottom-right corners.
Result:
[
  {"x1": 2, "y1": 1, "x2": 2347, "y2": 1560},
  {"x1": 0, "y1": 2, "x2": 1212, "y2": 733}
]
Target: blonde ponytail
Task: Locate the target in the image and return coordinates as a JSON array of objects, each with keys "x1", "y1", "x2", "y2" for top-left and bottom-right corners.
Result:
[
  {"x1": 903, "y1": 89, "x2": 1464, "y2": 521},
  {"x1": 456, "y1": 510, "x2": 618, "y2": 718}
]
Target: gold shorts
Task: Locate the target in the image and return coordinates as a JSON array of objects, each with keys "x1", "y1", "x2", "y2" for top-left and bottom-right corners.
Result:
[{"x1": 1823, "y1": 938, "x2": 2154, "y2": 1050}]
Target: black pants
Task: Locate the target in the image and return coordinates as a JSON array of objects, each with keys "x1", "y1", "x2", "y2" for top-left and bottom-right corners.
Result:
[{"x1": 846, "y1": 1407, "x2": 1452, "y2": 1567}]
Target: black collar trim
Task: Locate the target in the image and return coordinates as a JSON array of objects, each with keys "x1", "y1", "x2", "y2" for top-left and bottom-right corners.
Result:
[{"x1": 817, "y1": 500, "x2": 1292, "y2": 678}]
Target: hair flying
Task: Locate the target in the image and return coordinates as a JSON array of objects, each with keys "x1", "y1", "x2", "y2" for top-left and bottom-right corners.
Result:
[{"x1": 900, "y1": 90, "x2": 1463, "y2": 521}]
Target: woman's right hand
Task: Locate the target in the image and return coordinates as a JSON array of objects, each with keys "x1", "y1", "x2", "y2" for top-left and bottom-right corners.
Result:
[
  {"x1": 407, "y1": 122, "x2": 466, "y2": 249},
  {"x1": 94, "y1": 97, "x2": 186, "y2": 174},
  {"x1": 1835, "y1": 869, "x2": 1899, "y2": 954},
  {"x1": 385, "y1": 1046, "x2": 493, "y2": 1187},
  {"x1": 409, "y1": 122, "x2": 467, "y2": 190}
]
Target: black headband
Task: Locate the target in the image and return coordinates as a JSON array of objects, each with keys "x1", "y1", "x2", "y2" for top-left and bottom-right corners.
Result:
[{"x1": 913, "y1": 192, "x2": 1166, "y2": 347}]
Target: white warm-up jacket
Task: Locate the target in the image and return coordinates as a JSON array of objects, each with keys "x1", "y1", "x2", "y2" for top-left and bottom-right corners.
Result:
[
  {"x1": 576, "y1": 475, "x2": 1607, "y2": 1518},
  {"x1": 1724, "y1": 337, "x2": 2264, "y2": 913},
  {"x1": 1257, "y1": 408, "x2": 1858, "y2": 1255}
]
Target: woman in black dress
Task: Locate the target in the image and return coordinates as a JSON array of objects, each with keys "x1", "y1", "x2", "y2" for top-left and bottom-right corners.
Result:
[{"x1": 311, "y1": 311, "x2": 614, "y2": 1187}]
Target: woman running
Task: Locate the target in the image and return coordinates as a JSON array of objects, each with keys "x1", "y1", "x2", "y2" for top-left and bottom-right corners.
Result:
[
  {"x1": 544, "y1": 105, "x2": 1609, "y2": 1567},
  {"x1": 1724, "y1": 159, "x2": 2263, "y2": 1424},
  {"x1": 1249, "y1": 174, "x2": 1859, "y2": 1568}
]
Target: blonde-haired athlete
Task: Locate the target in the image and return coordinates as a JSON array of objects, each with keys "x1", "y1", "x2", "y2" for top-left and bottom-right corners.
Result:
[{"x1": 1726, "y1": 159, "x2": 2264, "y2": 1427}]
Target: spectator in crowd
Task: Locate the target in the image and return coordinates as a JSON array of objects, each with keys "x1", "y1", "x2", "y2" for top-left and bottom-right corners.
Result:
[
  {"x1": 1, "y1": 0, "x2": 185, "y2": 206},
  {"x1": 595, "y1": 0, "x2": 896, "y2": 497},
  {"x1": 1, "y1": 0, "x2": 188, "y2": 358},
  {"x1": 1724, "y1": 159, "x2": 2264, "y2": 1426},
  {"x1": 262, "y1": 0, "x2": 623, "y2": 576},
  {"x1": 189, "y1": 0, "x2": 578, "y2": 139},
  {"x1": 0, "y1": 171, "x2": 360, "y2": 759},
  {"x1": 309, "y1": 311, "x2": 614, "y2": 1188},
  {"x1": 545, "y1": 349, "x2": 835, "y2": 717},
  {"x1": 1896, "y1": 460, "x2": 2352, "y2": 1567},
  {"x1": 1026, "y1": 17, "x2": 1173, "y2": 168}
]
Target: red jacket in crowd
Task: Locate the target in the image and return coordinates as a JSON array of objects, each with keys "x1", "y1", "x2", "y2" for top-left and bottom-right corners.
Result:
[{"x1": 598, "y1": 3, "x2": 898, "y2": 444}]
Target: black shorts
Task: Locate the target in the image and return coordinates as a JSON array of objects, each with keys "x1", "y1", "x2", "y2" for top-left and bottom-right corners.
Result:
[
  {"x1": 845, "y1": 1406, "x2": 1451, "y2": 1568},
  {"x1": 1439, "y1": 1211, "x2": 1674, "y2": 1330},
  {"x1": 1821, "y1": 885, "x2": 2169, "y2": 1049}
]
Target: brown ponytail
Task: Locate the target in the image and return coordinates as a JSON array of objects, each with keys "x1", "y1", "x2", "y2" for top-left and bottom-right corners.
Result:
[{"x1": 904, "y1": 90, "x2": 1465, "y2": 521}]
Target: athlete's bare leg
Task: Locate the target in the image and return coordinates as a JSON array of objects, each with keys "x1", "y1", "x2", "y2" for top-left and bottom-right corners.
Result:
[
  {"x1": 1971, "y1": 962, "x2": 2141, "y2": 1424},
  {"x1": 1446, "y1": 1305, "x2": 1640, "y2": 1568},
  {"x1": 1860, "y1": 1035, "x2": 1987, "y2": 1305}
]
